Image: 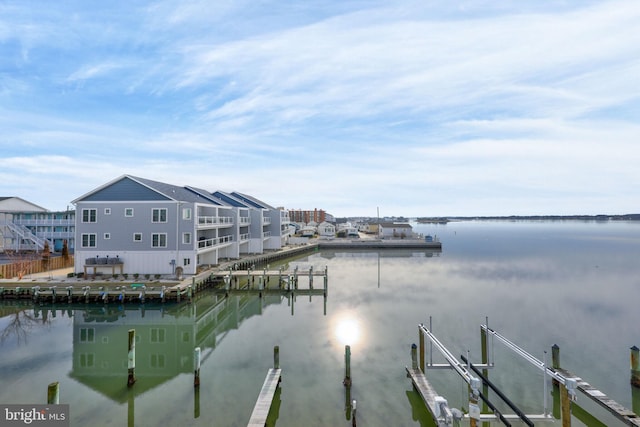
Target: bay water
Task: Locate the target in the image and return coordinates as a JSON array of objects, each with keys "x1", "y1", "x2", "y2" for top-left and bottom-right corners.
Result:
[{"x1": 1, "y1": 220, "x2": 639, "y2": 426}]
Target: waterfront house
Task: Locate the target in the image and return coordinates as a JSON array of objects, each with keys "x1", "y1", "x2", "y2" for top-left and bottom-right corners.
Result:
[
  {"x1": 378, "y1": 222, "x2": 413, "y2": 239},
  {"x1": 317, "y1": 221, "x2": 336, "y2": 238},
  {"x1": 0, "y1": 197, "x2": 75, "y2": 253},
  {"x1": 72, "y1": 175, "x2": 289, "y2": 277}
]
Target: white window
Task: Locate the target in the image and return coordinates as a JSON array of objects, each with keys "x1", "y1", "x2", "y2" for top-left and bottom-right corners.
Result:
[
  {"x1": 104, "y1": 208, "x2": 111, "y2": 215},
  {"x1": 125, "y1": 208, "x2": 134, "y2": 217},
  {"x1": 182, "y1": 233, "x2": 191, "y2": 244},
  {"x1": 80, "y1": 328, "x2": 95, "y2": 343},
  {"x1": 150, "y1": 328, "x2": 166, "y2": 343},
  {"x1": 152, "y1": 233, "x2": 167, "y2": 247},
  {"x1": 80, "y1": 353, "x2": 95, "y2": 368},
  {"x1": 152, "y1": 208, "x2": 167, "y2": 223},
  {"x1": 150, "y1": 354, "x2": 166, "y2": 368},
  {"x1": 104, "y1": 233, "x2": 110, "y2": 240},
  {"x1": 82, "y1": 209, "x2": 97, "y2": 223},
  {"x1": 81, "y1": 233, "x2": 97, "y2": 247},
  {"x1": 183, "y1": 258, "x2": 191, "y2": 266},
  {"x1": 133, "y1": 233, "x2": 142, "y2": 242},
  {"x1": 182, "y1": 208, "x2": 192, "y2": 220}
]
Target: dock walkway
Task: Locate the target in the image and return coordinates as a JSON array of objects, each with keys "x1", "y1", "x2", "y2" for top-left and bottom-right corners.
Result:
[{"x1": 247, "y1": 368, "x2": 282, "y2": 427}]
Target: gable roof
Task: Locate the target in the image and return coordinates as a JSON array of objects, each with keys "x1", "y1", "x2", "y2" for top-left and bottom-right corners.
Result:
[
  {"x1": 379, "y1": 222, "x2": 412, "y2": 229},
  {"x1": 73, "y1": 175, "x2": 217, "y2": 204},
  {"x1": 230, "y1": 191, "x2": 275, "y2": 210}
]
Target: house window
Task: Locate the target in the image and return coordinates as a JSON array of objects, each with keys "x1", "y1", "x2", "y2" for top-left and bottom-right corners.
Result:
[
  {"x1": 150, "y1": 328, "x2": 166, "y2": 343},
  {"x1": 80, "y1": 328, "x2": 95, "y2": 343},
  {"x1": 133, "y1": 233, "x2": 142, "y2": 242},
  {"x1": 82, "y1": 209, "x2": 97, "y2": 223},
  {"x1": 81, "y1": 234, "x2": 97, "y2": 248},
  {"x1": 182, "y1": 208, "x2": 192, "y2": 220},
  {"x1": 183, "y1": 258, "x2": 191, "y2": 266},
  {"x1": 125, "y1": 208, "x2": 134, "y2": 217},
  {"x1": 80, "y1": 353, "x2": 95, "y2": 368},
  {"x1": 152, "y1": 208, "x2": 167, "y2": 223},
  {"x1": 183, "y1": 233, "x2": 191, "y2": 244},
  {"x1": 104, "y1": 208, "x2": 111, "y2": 215},
  {"x1": 150, "y1": 354, "x2": 166, "y2": 368},
  {"x1": 152, "y1": 233, "x2": 167, "y2": 248},
  {"x1": 104, "y1": 233, "x2": 110, "y2": 240}
]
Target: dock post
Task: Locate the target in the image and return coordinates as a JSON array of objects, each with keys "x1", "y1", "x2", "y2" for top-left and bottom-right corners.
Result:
[
  {"x1": 351, "y1": 399, "x2": 357, "y2": 427},
  {"x1": 631, "y1": 346, "x2": 640, "y2": 387},
  {"x1": 47, "y1": 382, "x2": 59, "y2": 404},
  {"x1": 161, "y1": 286, "x2": 166, "y2": 303},
  {"x1": 344, "y1": 345, "x2": 352, "y2": 386},
  {"x1": 274, "y1": 346, "x2": 280, "y2": 369},
  {"x1": 411, "y1": 343, "x2": 418, "y2": 370},
  {"x1": 419, "y1": 325, "x2": 425, "y2": 372},
  {"x1": 67, "y1": 286, "x2": 73, "y2": 303},
  {"x1": 127, "y1": 329, "x2": 136, "y2": 387},
  {"x1": 194, "y1": 347, "x2": 201, "y2": 387},
  {"x1": 188, "y1": 285, "x2": 193, "y2": 303},
  {"x1": 51, "y1": 286, "x2": 56, "y2": 304},
  {"x1": 309, "y1": 266, "x2": 313, "y2": 289},
  {"x1": 324, "y1": 266, "x2": 328, "y2": 295},
  {"x1": 560, "y1": 379, "x2": 573, "y2": 427},
  {"x1": 481, "y1": 323, "x2": 489, "y2": 416}
]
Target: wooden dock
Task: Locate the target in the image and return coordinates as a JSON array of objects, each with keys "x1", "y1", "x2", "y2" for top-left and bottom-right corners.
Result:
[
  {"x1": 405, "y1": 367, "x2": 450, "y2": 427},
  {"x1": 247, "y1": 368, "x2": 282, "y2": 427},
  {"x1": 555, "y1": 367, "x2": 640, "y2": 426}
]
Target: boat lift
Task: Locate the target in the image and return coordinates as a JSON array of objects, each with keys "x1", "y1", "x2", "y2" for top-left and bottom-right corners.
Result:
[{"x1": 413, "y1": 318, "x2": 559, "y2": 426}]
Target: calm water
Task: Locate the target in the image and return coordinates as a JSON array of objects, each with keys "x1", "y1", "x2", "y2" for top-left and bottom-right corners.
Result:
[{"x1": 1, "y1": 220, "x2": 639, "y2": 426}]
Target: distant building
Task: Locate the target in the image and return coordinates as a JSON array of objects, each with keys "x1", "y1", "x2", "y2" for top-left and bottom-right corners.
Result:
[
  {"x1": 0, "y1": 196, "x2": 75, "y2": 253},
  {"x1": 288, "y1": 209, "x2": 330, "y2": 224},
  {"x1": 378, "y1": 222, "x2": 413, "y2": 239}
]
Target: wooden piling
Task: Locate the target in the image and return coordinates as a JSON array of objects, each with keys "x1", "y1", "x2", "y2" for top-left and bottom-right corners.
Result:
[
  {"x1": 127, "y1": 329, "x2": 136, "y2": 387},
  {"x1": 274, "y1": 346, "x2": 280, "y2": 369},
  {"x1": 351, "y1": 399, "x2": 357, "y2": 427},
  {"x1": 344, "y1": 345, "x2": 352, "y2": 387},
  {"x1": 560, "y1": 380, "x2": 572, "y2": 427},
  {"x1": 411, "y1": 343, "x2": 418, "y2": 370},
  {"x1": 47, "y1": 382, "x2": 59, "y2": 404},
  {"x1": 194, "y1": 347, "x2": 201, "y2": 387},
  {"x1": 631, "y1": 346, "x2": 640, "y2": 387}
]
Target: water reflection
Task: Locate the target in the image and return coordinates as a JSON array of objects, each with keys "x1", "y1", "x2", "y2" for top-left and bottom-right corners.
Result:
[{"x1": 333, "y1": 313, "x2": 362, "y2": 347}]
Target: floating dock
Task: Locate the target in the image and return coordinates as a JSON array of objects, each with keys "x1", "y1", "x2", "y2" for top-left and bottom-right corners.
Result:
[{"x1": 247, "y1": 368, "x2": 282, "y2": 427}]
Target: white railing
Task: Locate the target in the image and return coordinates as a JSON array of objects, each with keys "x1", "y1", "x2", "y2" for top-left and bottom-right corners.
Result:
[
  {"x1": 197, "y1": 216, "x2": 234, "y2": 226},
  {"x1": 263, "y1": 217, "x2": 271, "y2": 225},
  {"x1": 262, "y1": 231, "x2": 271, "y2": 238},
  {"x1": 13, "y1": 218, "x2": 74, "y2": 226},
  {"x1": 239, "y1": 233, "x2": 250, "y2": 241},
  {"x1": 197, "y1": 235, "x2": 234, "y2": 249},
  {"x1": 239, "y1": 217, "x2": 251, "y2": 224}
]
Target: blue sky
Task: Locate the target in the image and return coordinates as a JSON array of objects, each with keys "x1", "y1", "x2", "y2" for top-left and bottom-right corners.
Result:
[{"x1": 1, "y1": 0, "x2": 638, "y2": 217}]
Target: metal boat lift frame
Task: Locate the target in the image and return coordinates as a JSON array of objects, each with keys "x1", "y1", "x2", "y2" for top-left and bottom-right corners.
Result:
[{"x1": 417, "y1": 318, "x2": 557, "y2": 425}]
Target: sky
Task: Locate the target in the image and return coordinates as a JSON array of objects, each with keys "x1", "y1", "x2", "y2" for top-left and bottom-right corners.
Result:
[{"x1": 1, "y1": 0, "x2": 639, "y2": 217}]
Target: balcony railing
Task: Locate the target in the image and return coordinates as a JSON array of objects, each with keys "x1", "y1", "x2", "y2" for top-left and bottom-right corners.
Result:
[
  {"x1": 197, "y1": 235, "x2": 234, "y2": 249},
  {"x1": 239, "y1": 217, "x2": 251, "y2": 224},
  {"x1": 262, "y1": 231, "x2": 271, "y2": 238},
  {"x1": 263, "y1": 217, "x2": 271, "y2": 225},
  {"x1": 13, "y1": 218, "x2": 75, "y2": 226},
  {"x1": 197, "y1": 216, "x2": 234, "y2": 227},
  {"x1": 239, "y1": 233, "x2": 250, "y2": 241}
]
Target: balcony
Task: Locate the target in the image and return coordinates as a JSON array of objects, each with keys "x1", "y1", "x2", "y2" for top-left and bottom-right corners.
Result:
[
  {"x1": 197, "y1": 216, "x2": 234, "y2": 228},
  {"x1": 197, "y1": 235, "x2": 234, "y2": 250},
  {"x1": 239, "y1": 217, "x2": 251, "y2": 225},
  {"x1": 262, "y1": 217, "x2": 271, "y2": 225}
]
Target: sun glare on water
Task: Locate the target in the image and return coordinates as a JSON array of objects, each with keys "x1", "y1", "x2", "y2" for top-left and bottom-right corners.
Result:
[{"x1": 335, "y1": 316, "x2": 361, "y2": 346}]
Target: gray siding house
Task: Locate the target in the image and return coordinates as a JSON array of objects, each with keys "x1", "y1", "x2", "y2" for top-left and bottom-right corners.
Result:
[{"x1": 72, "y1": 175, "x2": 289, "y2": 277}]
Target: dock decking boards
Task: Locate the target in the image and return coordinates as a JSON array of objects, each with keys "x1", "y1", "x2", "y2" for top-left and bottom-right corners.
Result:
[{"x1": 247, "y1": 368, "x2": 282, "y2": 427}]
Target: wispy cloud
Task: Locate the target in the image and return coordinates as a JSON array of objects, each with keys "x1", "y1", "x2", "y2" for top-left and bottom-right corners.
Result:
[{"x1": 0, "y1": 0, "x2": 638, "y2": 215}]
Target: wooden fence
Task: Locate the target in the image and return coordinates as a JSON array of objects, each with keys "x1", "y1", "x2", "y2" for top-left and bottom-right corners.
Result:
[{"x1": 0, "y1": 256, "x2": 74, "y2": 280}]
